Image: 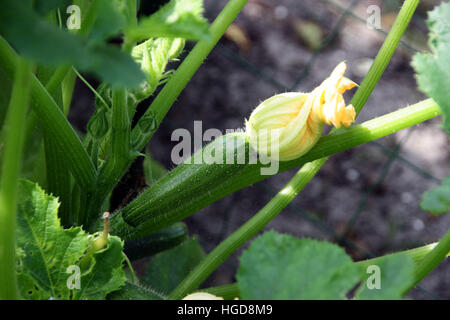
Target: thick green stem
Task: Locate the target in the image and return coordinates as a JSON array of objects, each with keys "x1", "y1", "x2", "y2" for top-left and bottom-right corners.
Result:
[
  {"x1": 351, "y1": 0, "x2": 420, "y2": 113},
  {"x1": 0, "y1": 36, "x2": 97, "y2": 189},
  {"x1": 44, "y1": 136, "x2": 73, "y2": 226},
  {"x1": 404, "y1": 230, "x2": 450, "y2": 294},
  {"x1": 0, "y1": 58, "x2": 32, "y2": 300},
  {"x1": 83, "y1": 87, "x2": 133, "y2": 227},
  {"x1": 42, "y1": 65, "x2": 73, "y2": 226},
  {"x1": 23, "y1": 65, "x2": 71, "y2": 161},
  {"x1": 111, "y1": 88, "x2": 132, "y2": 165},
  {"x1": 168, "y1": 0, "x2": 420, "y2": 299}
]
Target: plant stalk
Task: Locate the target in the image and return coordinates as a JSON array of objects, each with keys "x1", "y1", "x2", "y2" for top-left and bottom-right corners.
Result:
[
  {"x1": 404, "y1": 230, "x2": 450, "y2": 294},
  {"x1": 0, "y1": 58, "x2": 32, "y2": 300}
]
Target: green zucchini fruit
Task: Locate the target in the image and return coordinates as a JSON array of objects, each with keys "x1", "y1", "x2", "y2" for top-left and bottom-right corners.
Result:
[{"x1": 114, "y1": 132, "x2": 252, "y2": 234}]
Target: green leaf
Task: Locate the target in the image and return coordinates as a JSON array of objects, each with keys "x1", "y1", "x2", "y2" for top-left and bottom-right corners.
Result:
[
  {"x1": 73, "y1": 236, "x2": 126, "y2": 300},
  {"x1": 142, "y1": 237, "x2": 206, "y2": 295},
  {"x1": 420, "y1": 176, "x2": 450, "y2": 215},
  {"x1": 16, "y1": 180, "x2": 126, "y2": 300},
  {"x1": 33, "y1": 0, "x2": 71, "y2": 15},
  {"x1": 16, "y1": 180, "x2": 89, "y2": 299},
  {"x1": 0, "y1": 1, "x2": 145, "y2": 88},
  {"x1": 16, "y1": 248, "x2": 51, "y2": 300},
  {"x1": 236, "y1": 231, "x2": 360, "y2": 300},
  {"x1": 412, "y1": 2, "x2": 450, "y2": 134},
  {"x1": 131, "y1": 37, "x2": 185, "y2": 100},
  {"x1": 88, "y1": 0, "x2": 127, "y2": 42},
  {"x1": 107, "y1": 281, "x2": 164, "y2": 300},
  {"x1": 355, "y1": 254, "x2": 415, "y2": 300},
  {"x1": 126, "y1": 0, "x2": 210, "y2": 42}
]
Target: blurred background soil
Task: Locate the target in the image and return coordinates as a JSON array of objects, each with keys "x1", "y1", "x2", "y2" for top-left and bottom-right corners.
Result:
[{"x1": 70, "y1": 0, "x2": 450, "y2": 299}]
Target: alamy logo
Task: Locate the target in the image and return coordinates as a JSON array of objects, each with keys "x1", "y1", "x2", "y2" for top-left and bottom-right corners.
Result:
[
  {"x1": 366, "y1": 265, "x2": 381, "y2": 289},
  {"x1": 66, "y1": 5, "x2": 81, "y2": 30},
  {"x1": 367, "y1": 5, "x2": 382, "y2": 30},
  {"x1": 66, "y1": 265, "x2": 81, "y2": 290}
]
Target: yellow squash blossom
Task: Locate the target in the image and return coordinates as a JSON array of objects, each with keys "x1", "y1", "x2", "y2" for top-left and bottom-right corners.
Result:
[{"x1": 245, "y1": 62, "x2": 357, "y2": 161}]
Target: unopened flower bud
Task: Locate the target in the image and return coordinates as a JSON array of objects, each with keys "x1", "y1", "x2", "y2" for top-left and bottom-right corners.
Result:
[
  {"x1": 131, "y1": 38, "x2": 185, "y2": 100},
  {"x1": 182, "y1": 292, "x2": 224, "y2": 300},
  {"x1": 245, "y1": 61, "x2": 357, "y2": 161},
  {"x1": 87, "y1": 107, "x2": 109, "y2": 139}
]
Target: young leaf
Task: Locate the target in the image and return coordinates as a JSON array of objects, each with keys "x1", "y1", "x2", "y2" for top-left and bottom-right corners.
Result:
[
  {"x1": 142, "y1": 237, "x2": 206, "y2": 295},
  {"x1": 420, "y1": 176, "x2": 450, "y2": 215},
  {"x1": 236, "y1": 231, "x2": 360, "y2": 300},
  {"x1": 355, "y1": 254, "x2": 415, "y2": 300},
  {"x1": 16, "y1": 180, "x2": 126, "y2": 300},
  {"x1": 73, "y1": 236, "x2": 127, "y2": 300},
  {"x1": 126, "y1": 0, "x2": 210, "y2": 42},
  {"x1": 0, "y1": 1, "x2": 145, "y2": 88},
  {"x1": 131, "y1": 37, "x2": 185, "y2": 100},
  {"x1": 412, "y1": 2, "x2": 450, "y2": 134}
]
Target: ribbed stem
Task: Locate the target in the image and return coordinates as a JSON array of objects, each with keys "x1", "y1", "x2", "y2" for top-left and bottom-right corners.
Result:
[
  {"x1": 0, "y1": 37, "x2": 97, "y2": 189},
  {"x1": 404, "y1": 230, "x2": 450, "y2": 293},
  {"x1": 0, "y1": 58, "x2": 32, "y2": 300}
]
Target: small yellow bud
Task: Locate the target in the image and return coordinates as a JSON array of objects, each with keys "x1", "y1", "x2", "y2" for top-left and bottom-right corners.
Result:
[
  {"x1": 92, "y1": 212, "x2": 110, "y2": 251},
  {"x1": 182, "y1": 292, "x2": 224, "y2": 300},
  {"x1": 246, "y1": 61, "x2": 357, "y2": 161}
]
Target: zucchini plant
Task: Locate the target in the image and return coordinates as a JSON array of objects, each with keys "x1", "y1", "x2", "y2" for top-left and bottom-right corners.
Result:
[{"x1": 0, "y1": 0, "x2": 448, "y2": 300}]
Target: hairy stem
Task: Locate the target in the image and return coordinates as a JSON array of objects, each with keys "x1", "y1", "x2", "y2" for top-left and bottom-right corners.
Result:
[{"x1": 404, "y1": 230, "x2": 450, "y2": 294}]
